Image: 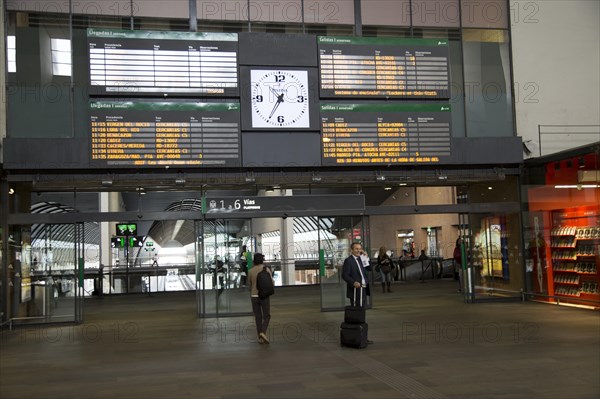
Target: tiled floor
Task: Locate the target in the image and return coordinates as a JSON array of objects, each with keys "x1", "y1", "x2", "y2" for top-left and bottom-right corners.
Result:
[{"x1": 1, "y1": 280, "x2": 599, "y2": 399}]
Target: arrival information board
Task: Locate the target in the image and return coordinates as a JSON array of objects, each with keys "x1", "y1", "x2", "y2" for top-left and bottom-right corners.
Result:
[
  {"x1": 90, "y1": 101, "x2": 240, "y2": 167},
  {"x1": 321, "y1": 103, "x2": 451, "y2": 165},
  {"x1": 88, "y1": 29, "x2": 238, "y2": 96},
  {"x1": 318, "y1": 36, "x2": 450, "y2": 99}
]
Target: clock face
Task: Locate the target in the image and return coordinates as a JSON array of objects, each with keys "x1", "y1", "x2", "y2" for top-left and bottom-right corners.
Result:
[{"x1": 250, "y1": 69, "x2": 310, "y2": 128}]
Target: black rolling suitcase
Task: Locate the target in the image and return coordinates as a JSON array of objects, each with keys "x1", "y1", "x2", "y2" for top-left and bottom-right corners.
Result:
[
  {"x1": 340, "y1": 287, "x2": 368, "y2": 349},
  {"x1": 340, "y1": 322, "x2": 368, "y2": 348},
  {"x1": 344, "y1": 287, "x2": 366, "y2": 324}
]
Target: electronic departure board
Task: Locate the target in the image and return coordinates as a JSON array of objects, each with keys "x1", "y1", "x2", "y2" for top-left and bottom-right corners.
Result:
[
  {"x1": 90, "y1": 101, "x2": 241, "y2": 167},
  {"x1": 321, "y1": 103, "x2": 451, "y2": 165},
  {"x1": 318, "y1": 36, "x2": 450, "y2": 99},
  {"x1": 87, "y1": 29, "x2": 238, "y2": 96}
]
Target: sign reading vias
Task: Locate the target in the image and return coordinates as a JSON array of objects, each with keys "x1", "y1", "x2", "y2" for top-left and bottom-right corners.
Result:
[{"x1": 202, "y1": 195, "x2": 365, "y2": 215}]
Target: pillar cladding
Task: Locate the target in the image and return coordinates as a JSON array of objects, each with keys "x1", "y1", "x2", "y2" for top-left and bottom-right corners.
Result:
[
  {"x1": 0, "y1": 0, "x2": 6, "y2": 160},
  {"x1": 99, "y1": 193, "x2": 111, "y2": 276},
  {"x1": 100, "y1": 192, "x2": 123, "y2": 273},
  {"x1": 280, "y1": 193, "x2": 295, "y2": 285}
]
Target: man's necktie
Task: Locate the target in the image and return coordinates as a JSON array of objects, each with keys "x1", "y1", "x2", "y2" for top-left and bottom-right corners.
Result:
[{"x1": 356, "y1": 256, "x2": 366, "y2": 284}]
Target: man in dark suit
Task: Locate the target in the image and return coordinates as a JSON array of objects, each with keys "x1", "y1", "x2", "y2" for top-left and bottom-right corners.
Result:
[{"x1": 342, "y1": 242, "x2": 371, "y2": 307}]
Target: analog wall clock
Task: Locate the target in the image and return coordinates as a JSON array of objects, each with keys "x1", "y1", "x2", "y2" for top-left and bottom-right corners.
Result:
[{"x1": 250, "y1": 69, "x2": 310, "y2": 128}]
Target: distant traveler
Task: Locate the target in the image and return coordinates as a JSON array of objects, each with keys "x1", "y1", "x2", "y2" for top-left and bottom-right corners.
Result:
[
  {"x1": 248, "y1": 253, "x2": 272, "y2": 344},
  {"x1": 239, "y1": 245, "x2": 248, "y2": 287},
  {"x1": 453, "y1": 239, "x2": 463, "y2": 292},
  {"x1": 376, "y1": 245, "x2": 393, "y2": 293}
]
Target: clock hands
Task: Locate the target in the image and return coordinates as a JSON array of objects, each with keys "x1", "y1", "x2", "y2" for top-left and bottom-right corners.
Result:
[{"x1": 268, "y1": 87, "x2": 285, "y2": 120}]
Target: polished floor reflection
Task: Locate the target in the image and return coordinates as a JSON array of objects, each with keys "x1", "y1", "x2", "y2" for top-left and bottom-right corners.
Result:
[{"x1": 1, "y1": 280, "x2": 599, "y2": 399}]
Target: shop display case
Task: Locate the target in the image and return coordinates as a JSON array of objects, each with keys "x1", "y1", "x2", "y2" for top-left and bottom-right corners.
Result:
[{"x1": 550, "y1": 210, "x2": 599, "y2": 301}]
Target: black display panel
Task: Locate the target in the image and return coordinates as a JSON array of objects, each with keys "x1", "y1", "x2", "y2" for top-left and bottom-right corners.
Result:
[
  {"x1": 202, "y1": 194, "x2": 365, "y2": 215},
  {"x1": 318, "y1": 36, "x2": 450, "y2": 99},
  {"x1": 90, "y1": 101, "x2": 241, "y2": 167},
  {"x1": 87, "y1": 29, "x2": 238, "y2": 96},
  {"x1": 321, "y1": 103, "x2": 451, "y2": 165}
]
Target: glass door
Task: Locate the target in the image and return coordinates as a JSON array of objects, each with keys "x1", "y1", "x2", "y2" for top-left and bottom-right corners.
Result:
[
  {"x1": 6, "y1": 223, "x2": 83, "y2": 325},
  {"x1": 469, "y1": 212, "x2": 523, "y2": 300},
  {"x1": 319, "y1": 216, "x2": 370, "y2": 311},
  {"x1": 196, "y1": 218, "x2": 253, "y2": 317}
]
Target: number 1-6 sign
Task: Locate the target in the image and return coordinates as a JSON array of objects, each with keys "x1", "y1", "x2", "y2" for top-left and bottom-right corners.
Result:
[
  {"x1": 202, "y1": 197, "x2": 260, "y2": 214},
  {"x1": 202, "y1": 195, "x2": 365, "y2": 215}
]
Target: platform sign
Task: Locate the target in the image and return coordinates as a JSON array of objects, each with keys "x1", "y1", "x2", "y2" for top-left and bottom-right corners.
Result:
[
  {"x1": 202, "y1": 194, "x2": 365, "y2": 215},
  {"x1": 116, "y1": 223, "x2": 137, "y2": 236},
  {"x1": 111, "y1": 237, "x2": 125, "y2": 248},
  {"x1": 129, "y1": 236, "x2": 145, "y2": 248}
]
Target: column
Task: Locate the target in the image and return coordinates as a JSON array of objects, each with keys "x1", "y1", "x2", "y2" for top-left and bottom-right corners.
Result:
[{"x1": 280, "y1": 188, "x2": 295, "y2": 285}]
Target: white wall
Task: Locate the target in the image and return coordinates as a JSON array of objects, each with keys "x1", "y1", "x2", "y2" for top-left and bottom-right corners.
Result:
[{"x1": 511, "y1": 0, "x2": 600, "y2": 157}]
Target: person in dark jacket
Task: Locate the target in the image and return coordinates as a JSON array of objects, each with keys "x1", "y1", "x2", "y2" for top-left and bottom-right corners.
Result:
[
  {"x1": 248, "y1": 253, "x2": 272, "y2": 344},
  {"x1": 377, "y1": 245, "x2": 393, "y2": 293},
  {"x1": 342, "y1": 242, "x2": 371, "y2": 307}
]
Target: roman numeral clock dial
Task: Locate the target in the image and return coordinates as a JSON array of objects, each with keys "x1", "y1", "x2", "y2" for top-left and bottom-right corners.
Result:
[{"x1": 250, "y1": 70, "x2": 310, "y2": 128}]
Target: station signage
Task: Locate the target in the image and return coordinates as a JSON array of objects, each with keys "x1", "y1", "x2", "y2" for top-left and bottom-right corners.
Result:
[{"x1": 202, "y1": 195, "x2": 365, "y2": 215}]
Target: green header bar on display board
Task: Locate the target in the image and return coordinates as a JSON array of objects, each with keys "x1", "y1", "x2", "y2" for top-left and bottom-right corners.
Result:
[
  {"x1": 87, "y1": 28, "x2": 237, "y2": 42},
  {"x1": 90, "y1": 101, "x2": 240, "y2": 112},
  {"x1": 320, "y1": 103, "x2": 451, "y2": 113},
  {"x1": 318, "y1": 36, "x2": 448, "y2": 46}
]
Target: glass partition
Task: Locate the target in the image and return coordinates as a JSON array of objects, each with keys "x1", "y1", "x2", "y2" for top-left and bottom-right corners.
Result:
[
  {"x1": 320, "y1": 216, "x2": 370, "y2": 311},
  {"x1": 197, "y1": 218, "x2": 253, "y2": 317},
  {"x1": 463, "y1": 178, "x2": 523, "y2": 299},
  {"x1": 467, "y1": 212, "x2": 523, "y2": 298},
  {"x1": 5, "y1": 224, "x2": 83, "y2": 325}
]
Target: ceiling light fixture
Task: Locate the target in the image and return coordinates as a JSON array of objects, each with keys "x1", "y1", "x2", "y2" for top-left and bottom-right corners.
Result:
[{"x1": 555, "y1": 184, "x2": 599, "y2": 189}]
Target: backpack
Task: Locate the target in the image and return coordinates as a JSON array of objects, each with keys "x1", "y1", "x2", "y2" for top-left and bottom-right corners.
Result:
[
  {"x1": 256, "y1": 266, "x2": 275, "y2": 299},
  {"x1": 453, "y1": 246, "x2": 462, "y2": 263}
]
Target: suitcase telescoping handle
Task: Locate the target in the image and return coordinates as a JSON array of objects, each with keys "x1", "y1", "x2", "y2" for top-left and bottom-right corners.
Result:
[{"x1": 353, "y1": 286, "x2": 364, "y2": 307}]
